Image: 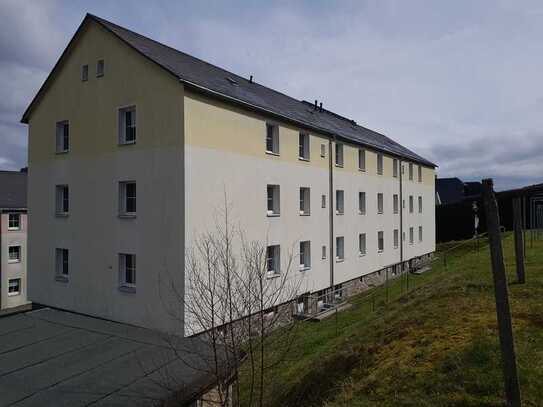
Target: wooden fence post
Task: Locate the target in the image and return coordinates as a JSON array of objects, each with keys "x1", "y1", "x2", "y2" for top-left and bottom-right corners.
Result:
[
  {"x1": 482, "y1": 179, "x2": 522, "y2": 407},
  {"x1": 513, "y1": 197, "x2": 526, "y2": 284}
]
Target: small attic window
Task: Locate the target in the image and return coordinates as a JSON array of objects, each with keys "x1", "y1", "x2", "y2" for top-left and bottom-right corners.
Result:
[
  {"x1": 97, "y1": 59, "x2": 104, "y2": 77},
  {"x1": 81, "y1": 64, "x2": 88, "y2": 81},
  {"x1": 226, "y1": 77, "x2": 238, "y2": 85}
]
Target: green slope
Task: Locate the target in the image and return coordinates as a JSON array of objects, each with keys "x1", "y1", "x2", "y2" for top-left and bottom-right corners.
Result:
[{"x1": 239, "y1": 233, "x2": 543, "y2": 406}]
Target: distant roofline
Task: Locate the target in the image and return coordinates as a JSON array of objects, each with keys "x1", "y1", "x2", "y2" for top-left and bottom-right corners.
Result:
[{"x1": 21, "y1": 13, "x2": 437, "y2": 168}]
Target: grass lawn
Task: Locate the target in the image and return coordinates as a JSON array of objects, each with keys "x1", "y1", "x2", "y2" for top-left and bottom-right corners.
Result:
[{"x1": 238, "y1": 233, "x2": 543, "y2": 406}]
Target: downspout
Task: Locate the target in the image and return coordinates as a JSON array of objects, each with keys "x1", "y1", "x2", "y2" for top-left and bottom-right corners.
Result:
[
  {"x1": 329, "y1": 138, "x2": 334, "y2": 288},
  {"x1": 399, "y1": 160, "x2": 404, "y2": 270}
]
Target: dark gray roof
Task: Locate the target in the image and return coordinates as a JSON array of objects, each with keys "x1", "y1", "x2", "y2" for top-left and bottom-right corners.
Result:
[
  {"x1": 435, "y1": 177, "x2": 465, "y2": 205},
  {"x1": 22, "y1": 14, "x2": 435, "y2": 168},
  {"x1": 0, "y1": 308, "x2": 227, "y2": 407},
  {"x1": 0, "y1": 170, "x2": 27, "y2": 209}
]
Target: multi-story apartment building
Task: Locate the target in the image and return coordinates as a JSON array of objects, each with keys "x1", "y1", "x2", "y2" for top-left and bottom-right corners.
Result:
[
  {"x1": 0, "y1": 170, "x2": 29, "y2": 312},
  {"x1": 22, "y1": 14, "x2": 436, "y2": 335}
]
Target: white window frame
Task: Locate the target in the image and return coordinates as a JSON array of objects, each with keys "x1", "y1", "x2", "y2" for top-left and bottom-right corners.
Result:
[
  {"x1": 393, "y1": 159, "x2": 398, "y2": 178},
  {"x1": 418, "y1": 165, "x2": 422, "y2": 182},
  {"x1": 298, "y1": 132, "x2": 310, "y2": 161},
  {"x1": 377, "y1": 231, "x2": 384, "y2": 253},
  {"x1": 394, "y1": 229, "x2": 399, "y2": 249},
  {"x1": 55, "y1": 120, "x2": 70, "y2": 153},
  {"x1": 321, "y1": 245, "x2": 327, "y2": 260},
  {"x1": 97, "y1": 59, "x2": 105, "y2": 77},
  {"x1": 335, "y1": 143, "x2": 344, "y2": 167},
  {"x1": 118, "y1": 106, "x2": 137, "y2": 145},
  {"x1": 55, "y1": 185, "x2": 69, "y2": 216},
  {"x1": 358, "y1": 149, "x2": 366, "y2": 171},
  {"x1": 336, "y1": 236, "x2": 344, "y2": 262},
  {"x1": 267, "y1": 185, "x2": 280, "y2": 216},
  {"x1": 359, "y1": 192, "x2": 366, "y2": 215},
  {"x1": 419, "y1": 226, "x2": 423, "y2": 242},
  {"x1": 321, "y1": 194, "x2": 326, "y2": 209},
  {"x1": 418, "y1": 196, "x2": 423, "y2": 213},
  {"x1": 409, "y1": 227, "x2": 414, "y2": 245},
  {"x1": 299, "y1": 187, "x2": 310, "y2": 215},
  {"x1": 119, "y1": 181, "x2": 137, "y2": 217},
  {"x1": 377, "y1": 153, "x2": 383, "y2": 175},
  {"x1": 320, "y1": 144, "x2": 326, "y2": 158},
  {"x1": 8, "y1": 245, "x2": 21, "y2": 263},
  {"x1": 409, "y1": 195, "x2": 414, "y2": 214},
  {"x1": 8, "y1": 213, "x2": 21, "y2": 230},
  {"x1": 55, "y1": 248, "x2": 69, "y2": 280},
  {"x1": 377, "y1": 193, "x2": 384, "y2": 214},
  {"x1": 299, "y1": 241, "x2": 311, "y2": 270},
  {"x1": 8, "y1": 278, "x2": 21, "y2": 296},
  {"x1": 119, "y1": 253, "x2": 136, "y2": 291},
  {"x1": 336, "y1": 190, "x2": 344, "y2": 215},
  {"x1": 359, "y1": 233, "x2": 366, "y2": 256},
  {"x1": 81, "y1": 64, "x2": 88, "y2": 81},
  {"x1": 266, "y1": 245, "x2": 281, "y2": 277},
  {"x1": 409, "y1": 163, "x2": 414, "y2": 181},
  {"x1": 393, "y1": 194, "x2": 399, "y2": 214},
  {"x1": 265, "y1": 123, "x2": 279, "y2": 155}
]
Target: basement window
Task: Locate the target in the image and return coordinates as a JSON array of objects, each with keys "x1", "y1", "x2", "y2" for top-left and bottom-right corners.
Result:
[
  {"x1": 266, "y1": 123, "x2": 279, "y2": 155},
  {"x1": 267, "y1": 185, "x2": 280, "y2": 216},
  {"x1": 118, "y1": 106, "x2": 137, "y2": 144},
  {"x1": 299, "y1": 241, "x2": 311, "y2": 270},
  {"x1": 266, "y1": 245, "x2": 281, "y2": 277},
  {"x1": 299, "y1": 132, "x2": 310, "y2": 160},
  {"x1": 299, "y1": 187, "x2": 310, "y2": 215}
]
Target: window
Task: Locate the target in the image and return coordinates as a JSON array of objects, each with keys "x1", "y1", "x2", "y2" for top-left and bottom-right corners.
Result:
[
  {"x1": 322, "y1": 245, "x2": 327, "y2": 260},
  {"x1": 8, "y1": 279, "x2": 21, "y2": 296},
  {"x1": 56, "y1": 248, "x2": 69, "y2": 278},
  {"x1": 299, "y1": 187, "x2": 310, "y2": 215},
  {"x1": 266, "y1": 245, "x2": 280, "y2": 276},
  {"x1": 119, "y1": 253, "x2": 136, "y2": 289},
  {"x1": 409, "y1": 227, "x2": 414, "y2": 244},
  {"x1": 56, "y1": 121, "x2": 69, "y2": 153},
  {"x1": 321, "y1": 194, "x2": 326, "y2": 208},
  {"x1": 97, "y1": 59, "x2": 104, "y2": 77},
  {"x1": 265, "y1": 123, "x2": 279, "y2": 154},
  {"x1": 267, "y1": 185, "x2": 280, "y2": 216},
  {"x1": 393, "y1": 159, "x2": 398, "y2": 177},
  {"x1": 419, "y1": 226, "x2": 423, "y2": 242},
  {"x1": 409, "y1": 195, "x2": 414, "y2": 213},
  {"x1": 118, "y1": 182, "x2": 136, "y2": 216},
  {"x1": 409, "y1": 163, "x2": 414, "y2": 181},
  {"x1": 8, "y1": 213, "x2": 20, "y2": 230},
  {"x1": 358, "y1": 149, "x2": 366, "y2": 171},
  {"x1": 377, "y1": 193, "x2": 384, "y2": 214},
  {"x1": 81, "y1": 64, "x2": 88, "y2": 81},
  {"x1": 359, "y1": 233, "x2": 366, "y2": 256},
  {"x1": 300, "y1": 241, "x2": 311, "y2": 270},
  {"x1": 358, "y1": 192, "x2": 366, "y2": 215},
  {"x1": 394, "y1": 229, "x2": 399, "y2": 249},
  {"x1": 336, "y1": 190, "x2": 344, "y2": 215},
  {"x1": 55, "y1": 185, "x2": 69, "y2": 215},
  {"x1": 299, "y1": 133, "x2": 310, "y2": 160},
  {"x1": 119, "y1": 106, "x2": 136, "y2": 144},
  {"x1": 336, "y1": 236, "x2": 344, "y2": 261},
  {"x1": 320, "y1": 144, "x2": 326, "y2": 158},
  {"x1": 393, "y1": 194, "x2": 399, "y2": 214},
  {"x1": 8, "y1": 246, "x2": 21, "y2": 263},
  {"x1": 418, "y1": 165, "x2": 422, "y2": 182},
  {"x1": 335, "y1": 143, "x2": 344, "y2": 167},
  {"x1": 377, "y1": 153, "x2": 383, "y2": 175},
  {"x1": 378, "y1": 231, "x2": 384, "y2": 252},
  {"x1": 418, "y1": 196, "x2": 423, "y2": 213}
]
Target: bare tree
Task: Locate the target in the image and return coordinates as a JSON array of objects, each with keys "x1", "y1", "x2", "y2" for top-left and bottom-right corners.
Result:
[{"x1": 160, "y1": 195, "x2": 304, "y2": 406}]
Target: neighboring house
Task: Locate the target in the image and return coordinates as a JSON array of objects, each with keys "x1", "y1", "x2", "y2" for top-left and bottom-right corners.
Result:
[
  {"x1": 0, "y1": 170, "x2": 29, "y2": 312},
  {"x1": 21, "y1": 14, "x2": 436, "y2": 335},
  {"x1": 435, "y1": 177, "x2": 466, "y2": 205}
]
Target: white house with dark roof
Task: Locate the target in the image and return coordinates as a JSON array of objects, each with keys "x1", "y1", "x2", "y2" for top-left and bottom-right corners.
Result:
[{"x1": 21, "y1": 14, "x2": 436, "y2": 335}]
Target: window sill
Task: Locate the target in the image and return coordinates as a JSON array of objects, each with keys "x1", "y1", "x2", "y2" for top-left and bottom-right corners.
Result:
[
  {"x1": 8, "y1": 259, "x2": 20, "y2": 264},
  {"x1": 299, "y1": 213, "x2": 310, "y2": 216},
  {"x1": 7, "y1": 227, "x2": 21, "y2": 231},
  {"x1": 358, "y1": 168, "x2": 366, "y2": 172},
  {"x1": 378, "y1": 250, "x2": 384, "y2": 253},
  {"x1": 7, "y1": 292, "x2": 20, "y2": 297},
  {"x1": 377, "y1": 173, "x2": 383, "y2": 176},
  {"x1": 359, "y1": 253, "x2": 366, "y2": 257},
  {"x1": 377, "y1": 211, "x2": 383, "y2": 215},
  {"x1": 335, "y1": 164, "x2": 344, "y2": 168},
  {"x1": 394, "y1": 246, "x2": 399, "y2": 250},
  {"x1": 266, "y1": 273, "x2": 281, "y2": 280},
  {"x1": 298, "y1": 157, "x2": 310, "y2": 162},
  {"x1": 118, "y1": 140, "x2": 136, "y2": 146},
  {"x1": 359, "y1": 211, "x2": 366, "y2": 215},
  {"x1": 336, "y1": 212, "x2": 344, "y2": 216},
  {"x1": 265, "y1": 151, "x2": 280, "y2": 157},
  {"x1": 97, "y1": 73, "x2": 104, "y2": 78},
  {"x1": 55, "y1": 150, "x2": 69, "y2": 155},
  {"x1": 299, "y1": 266, "x2": 311, "y2": 272},
  {"x1": 335, "y1": 258, "x2": 344, "y2": 263},
  {"x1": 118, "y1": 213, "x2": 137, "y2": 219},
  {"x1": 55, "y1": 213, "x2": 69, "y2": 218},
  {"x1": 55, "y1": 275, "x2": 69, "y2": 283},
  {"x1": 266, "y1": 213, "x2": 280, "y2": 218},
  {"x1": 119, "y1": 285, "x2": 136, "y2": 293}
]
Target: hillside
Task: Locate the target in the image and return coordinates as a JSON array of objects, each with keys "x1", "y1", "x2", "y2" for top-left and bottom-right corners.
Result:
[{"x1": 239, "y1": 233, "x2": 543, "y2": 406}]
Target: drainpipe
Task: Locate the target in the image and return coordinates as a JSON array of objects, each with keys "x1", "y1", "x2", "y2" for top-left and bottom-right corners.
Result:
[
  {"x1": 399, "y1": 160, "x2": 404, "y2": 271},
  {"x1": 329, "y1": 138, "x2": 334, "y2": 288}
]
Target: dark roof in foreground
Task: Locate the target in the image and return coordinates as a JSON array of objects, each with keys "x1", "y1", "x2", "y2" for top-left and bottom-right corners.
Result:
[
  {"x1": 21, "y1": 14, "x2": 435, "y2": 168},
  {"x1": 0, "y1": 170, "x2": 27, "y2": 209},
  {"x1": 0, "y1": 308, "x2": 225, "y2": 407}
]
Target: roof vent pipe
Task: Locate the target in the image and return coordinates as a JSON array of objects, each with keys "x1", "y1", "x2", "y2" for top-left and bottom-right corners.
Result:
[
  {"x1": 249, "y1": 75, "x2": 253, "y2": 83},
  {"x1": 314, "y1": 100, "x2": 318, "y2": 110},
  {"x1": 319, "y1": 102, "x2": 323, "y2": 112}
]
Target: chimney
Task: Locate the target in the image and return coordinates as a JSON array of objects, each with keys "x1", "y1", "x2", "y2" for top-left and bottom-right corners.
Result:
[
  {"x1": 314, "y1": 100, "x2": 318, "y2": 110},
  {"x1": 319, "y1": 102, "x2": 323, "y2": 112},
  {"x1": 249, "y1": 75, "x2": 253, "y2": 83}
]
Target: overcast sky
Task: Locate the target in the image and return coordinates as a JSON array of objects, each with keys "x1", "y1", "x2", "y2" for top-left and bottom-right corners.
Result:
[{"x1": 1, "y1": 0, "x2": 542, "y2": 190}]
